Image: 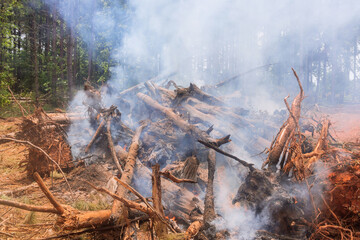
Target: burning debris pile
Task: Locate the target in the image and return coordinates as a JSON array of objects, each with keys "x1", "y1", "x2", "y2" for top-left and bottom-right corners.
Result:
[{"x1": 1, "y1": 69, "x2": 360, "y2": 240}]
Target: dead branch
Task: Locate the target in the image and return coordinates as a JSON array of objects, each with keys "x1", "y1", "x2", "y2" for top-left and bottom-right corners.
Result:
[
  {"x1": 0, "y1": 199, "x2": 58, "y2": 213},
  {"x1": 198, "y1": 140, "x2": 255, "y2": 171},
  {"x1": 106, "y1": 117, "x2": 123, "y2": 174},
  {"x1": 113, "y1": 176, "x2": 173, "y2": 232},
  {"x1": 305, "y1": 178, "x2": 318, "y2": 223},
  {"x1": 41, "y1": 215, "x2": 149, "y2": 240},
  {"x1": 0, "y1": 137, "x2": 73, "y2": 196},
  {"x1": 33, "y1": 172, "x2": 65, "y2": 214},
  {"x1": 160, "y1": 170, "x2": 197, "y2": 183},
  {"x1": 7, "y1": 85, "x2": 28, "y2": 116},
  {"x1": 0, "y1": 182, "x2": 37, "y2": 197},
  {"x1": 86, "y1": 181, "x2": 152, "y2": 215},
  {"x1": 84, "y1": 119, "x2": 105, "y2": 153},
  {"x1": 209, "y1": 63, "x2": 276, "y2": 89},
  {"x1": 0, "y1": 231, "x2": 13, "y2": 238},
  {"x1": 321, "y1": 194, "x2": 341, "y2": 226}
]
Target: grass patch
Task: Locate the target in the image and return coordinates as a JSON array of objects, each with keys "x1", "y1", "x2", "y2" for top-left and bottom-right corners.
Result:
[
  {"x1": 72, "y1": 197, "x2": 110, "y2": 211},
  {"x1": 0, "y1": 153, "x2": 24, "y2": 175}
]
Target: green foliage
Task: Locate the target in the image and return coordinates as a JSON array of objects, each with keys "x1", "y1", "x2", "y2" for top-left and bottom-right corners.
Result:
[
  {"x1": 0, "y1": 0, "x2": 119, "y2": 108},
  {"x1": 0, "y1": 66, "x2": 14, "y2": 107}
]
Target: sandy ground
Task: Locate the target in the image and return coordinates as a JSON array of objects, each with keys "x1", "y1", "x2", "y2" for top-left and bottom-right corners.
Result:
[{"x1": 319, "y1": 104, "x2": 360, "y2": 143}]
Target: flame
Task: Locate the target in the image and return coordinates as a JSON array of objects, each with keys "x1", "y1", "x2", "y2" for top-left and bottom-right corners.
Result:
[{"x1": 123, "y1": 144, "x2": 127, "y2": 151}]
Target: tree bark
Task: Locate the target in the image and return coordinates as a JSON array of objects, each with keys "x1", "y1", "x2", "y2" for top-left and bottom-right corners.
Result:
[
  {"x1": 87, "y1": 0, "x2": 96, "y2": 81},
  {"x1": 152, "y1": 164, "x2": 167, "y2": 237},
  {"x1": 264, "y1": 69, "x2": 304, "y2": 171},
  {"x1": 32, "y1": 10, "x2": 39, "y2": 106},
  {"x1": 59, "y1": 19, "x2": 65, "y2": 88},
  {"x1": 66, "y1": 1, "x2": 74, "y2": 99},
  {"x1": 51, "y1": 3, "x2": 57, "y2": 103},
  {"x1": 204, "y1": 150, "x2": 216, "y2": 223},
  {"x1": 111, "y1": 124, "x2": 145, "y2": 221}
]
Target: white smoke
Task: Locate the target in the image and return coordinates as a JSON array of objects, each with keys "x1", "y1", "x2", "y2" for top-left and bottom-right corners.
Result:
[{"x1": 45, "y1": 0, "x2": 360, "y2": 238}]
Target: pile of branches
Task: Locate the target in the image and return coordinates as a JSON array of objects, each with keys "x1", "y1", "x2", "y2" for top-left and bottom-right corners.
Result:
[{"x1": 1, "y1": 69, "x2": 360, "y2": 240}]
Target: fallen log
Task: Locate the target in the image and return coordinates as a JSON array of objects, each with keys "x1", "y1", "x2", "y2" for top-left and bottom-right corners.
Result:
[
  {"x1": 137, "y1": 92, "x2": 230, "y2": 147},
  {"x1": 204, "y1": 150, "x2": 216, "y2": 224},
  {"x1": 111, "y1": 123, "x2": 146, "y2": 221}
]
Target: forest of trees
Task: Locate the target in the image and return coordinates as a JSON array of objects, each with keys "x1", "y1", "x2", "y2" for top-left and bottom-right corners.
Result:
[
  {"x1": 0, "y1": 0, "x2": 360, "y2": 110},
  {"x1": 0, "y1": 0, "x2": 121, "y2": 108}
]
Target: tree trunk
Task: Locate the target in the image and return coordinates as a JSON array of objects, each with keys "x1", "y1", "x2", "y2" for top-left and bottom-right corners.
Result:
[
  {"x1": 51, "y1": 3, "x2": 57, "y2": 103},
  {"x1": 73, "y1": 0, "x2": 78, "y2": 86},
  {"x1": 32, "y1": 10, "x2": 39, "y2": 106},
  {"x1": 59, "y1": 19, "x2": 65, "y2": 93},
  {"x1": 354, "y1": 36, "x2": 358, "y2": 100},
  {"x1": 87, "y1": 0, "x2": 96, "y2": 81},
  {"x1": 66, "y1": 5, "x2": 74, "y2": 99}
]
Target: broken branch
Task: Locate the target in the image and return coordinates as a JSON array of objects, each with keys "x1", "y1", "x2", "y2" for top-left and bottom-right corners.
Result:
[
  {"x1": 106, "y1": 117, "x2": 123, "y2": 174},
  {"x1": 0, "y1": 199, "x2": 58, "y2": 214},
  {"x1": 198, "y1": 140, "x2": 255, "y2": 171},
  {"x1": 160, "y1": 170, "x2": 197, "y2": 183},
  {"x1": 33, "y1": 172, "x2": 65, "y2": 214}
]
